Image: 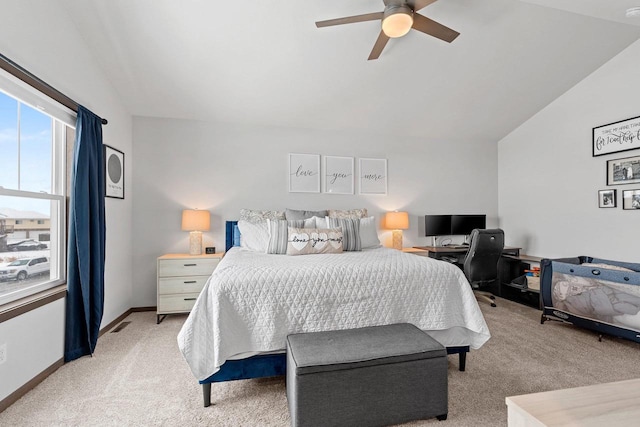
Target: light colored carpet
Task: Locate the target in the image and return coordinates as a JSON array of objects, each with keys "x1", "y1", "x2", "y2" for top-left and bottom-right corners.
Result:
[{"x1": 2, "y1": 298, "x2": 640, "y2": 426}]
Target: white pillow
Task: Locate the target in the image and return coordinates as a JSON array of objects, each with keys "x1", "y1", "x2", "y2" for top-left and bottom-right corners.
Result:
[
  {"x1": 312, "y1": 216, "x2": 327, "y2": 229},
  {"x1": 359, "y1": 216, "x2": 381, "y2": 249},
  {"x1": 238, "y1": 220, "x2": 269, "y2": 252}
]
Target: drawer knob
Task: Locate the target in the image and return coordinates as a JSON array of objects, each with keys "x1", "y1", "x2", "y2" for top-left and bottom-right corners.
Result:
[
  {"x1": 184, "y1": 280, "x2": 197, "y2": 284},
  {"x1": 184, "y1": 263, "x2": 197, "y2": 267},
  {"x1": 184, "y1": 298, "x2": 197, "y2": 301}
]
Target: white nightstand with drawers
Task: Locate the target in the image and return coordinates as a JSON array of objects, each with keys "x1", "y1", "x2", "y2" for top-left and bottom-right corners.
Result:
[{"x1": 156, "y1": 253, "x2": 223, "y2": 324}]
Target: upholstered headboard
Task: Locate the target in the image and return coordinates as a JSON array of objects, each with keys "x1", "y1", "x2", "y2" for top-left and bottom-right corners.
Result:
[{"x1": 225, "y1": 221, "x2": 240, "y2": 252}]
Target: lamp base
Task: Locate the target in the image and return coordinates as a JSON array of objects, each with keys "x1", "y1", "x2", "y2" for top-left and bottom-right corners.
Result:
[
  {"x1": 392, "y1": 230, "x2": 403, "y2": 251},
  {"x1": 189, "y1": 231, "x2": 203, "y2": 255}
]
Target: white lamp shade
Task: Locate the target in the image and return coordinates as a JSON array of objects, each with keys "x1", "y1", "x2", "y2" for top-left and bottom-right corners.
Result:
[
  {"x1": 385, "y1": 211, "x2": 409, "y2": 230},
  {"x1": 382, "y1": 11, "x2": 413, "y2": 38},
  {"x1": 181, "y1": 209, "x2": 210, "y2": 231}
]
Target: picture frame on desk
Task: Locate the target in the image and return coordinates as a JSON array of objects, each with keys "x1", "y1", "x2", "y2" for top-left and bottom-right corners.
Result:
[
  {"x1": 606, "y1": 154, "x2": 640, "y2": 186},
  {"x1": 598, "y1": 189, "x2": 616, "y2": 208}
]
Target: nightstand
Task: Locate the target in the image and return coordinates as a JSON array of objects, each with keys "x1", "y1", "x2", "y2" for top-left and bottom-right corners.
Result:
[{"x1": 156, "y1": 253, "x2": 223, "y2": 324}]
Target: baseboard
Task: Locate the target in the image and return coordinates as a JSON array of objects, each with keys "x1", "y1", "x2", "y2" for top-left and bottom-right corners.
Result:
[
  {"x1": 0, "y1": 357, "x2": 64, "y2": 413},
  {"x1": 131, "y1": 306, "x2": 156, "y2": 312}
]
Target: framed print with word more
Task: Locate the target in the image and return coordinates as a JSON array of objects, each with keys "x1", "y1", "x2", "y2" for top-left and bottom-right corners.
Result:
[
  {"x1": 606, "y1": 154, "x2": 640, "y2": 186},
  {"x1": 598, "y1": 189, "x2": 616, "y2": 208},
  {"x1": 593, "y1": 115, "x2": 640, "y2": 157},
  {"x1": 359, "y1": 158, "x2": 387, "y2": 195},
  {"x1": 324, "y1": 156, "x2": 354, "y2": 194},
  {"x1": 104, "y1": 144, "x2": 124, "y2": 199},
  {"x1": 289, "y1": 153, "x2": 320, "y2": 193},
  {"x1": 622, "y1": 189, "x2": 640, "y2": 210}
]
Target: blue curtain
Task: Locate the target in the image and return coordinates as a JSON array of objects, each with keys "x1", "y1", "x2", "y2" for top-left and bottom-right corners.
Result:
[{"x1": 65, "y1": 106, "x2": 106, "y2": 362}]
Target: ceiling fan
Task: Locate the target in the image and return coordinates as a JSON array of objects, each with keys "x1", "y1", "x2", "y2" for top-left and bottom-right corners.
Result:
[{"x1": 316, "y1": 0, "x2": 460, "y2": 60}]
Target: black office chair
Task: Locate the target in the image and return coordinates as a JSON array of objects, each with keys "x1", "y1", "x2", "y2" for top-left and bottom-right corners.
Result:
[{"x1": 462, "y1": 228, "x2": 504, "y2": 308}]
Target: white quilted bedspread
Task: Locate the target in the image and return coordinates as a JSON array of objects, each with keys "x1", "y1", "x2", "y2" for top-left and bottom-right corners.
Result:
[{"x1": 178, "y1": 247, "x2": 490, "y2": 381}]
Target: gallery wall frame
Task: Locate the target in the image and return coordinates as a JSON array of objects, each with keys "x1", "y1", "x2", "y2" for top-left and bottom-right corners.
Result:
[
  {"x1": 606, "y1": 154, "x2": 640, "y2": 186},
  {"x1": 288, "y1": 153, "x2": 320, "y2": 193},
  {"x1": 593, "y1": 115, "x2": 640, "y2": 157},
  {"x1": 622, "y1": 189, "x2": 640, "y2": 210},
  {"x1": 598, "y1": 189, "x2": 616, "y2": 208},
  {"x1": 323, "y1": 156, "x2": 354, "y2": 194},
  {"x1": 359, "y1": 158, "x2": 387, "y2": 195},
  {"x1": 104, "y1": 144, "x2": 124, "y2": 199}
]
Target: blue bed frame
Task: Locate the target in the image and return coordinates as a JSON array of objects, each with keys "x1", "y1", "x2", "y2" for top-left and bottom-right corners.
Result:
[{"x1": 198, "y1": 221, "x2": 469, "y2": 407}]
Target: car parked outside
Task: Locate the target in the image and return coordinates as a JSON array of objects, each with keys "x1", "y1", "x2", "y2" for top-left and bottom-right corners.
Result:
[
  {"x1": 7, "y1": 239, "x2": 47, "y2": 251},
  {"x1": 0, "y1": 256, "x2": 50, "y2": 281}
]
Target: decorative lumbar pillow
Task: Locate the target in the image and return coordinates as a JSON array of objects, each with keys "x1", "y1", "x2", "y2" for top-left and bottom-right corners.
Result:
[
  {"x1": 238, "y1": 220, "x2": 270, "y2": 252},
  {"x1": 328, "y1": 208, "x2": 368, "y2": 219},
  {"x1": 267, "y1": 219, "x2": 316, "y2": 254},
  {"x1": 327, "y1": 217, "x2": 361, "y2": 251},
  {"x1": 286, "y1": 227, "x2": 344, "y2": 256},
  {"x1": 239, "y1": 208, "x2": 285, "y2": 223},
  {"x1": 359, "y1": 216, "x2": 381, "y2": 249},
  {"x1": 285, "y1": 208, "x2": 329, "y2": 221}
]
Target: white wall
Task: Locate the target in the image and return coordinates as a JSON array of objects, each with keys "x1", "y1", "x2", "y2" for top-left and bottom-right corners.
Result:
[
  {"x1": 0, "y1": 0, "x2": 133, "y2": 401},
  {"x1": 132, "y1": 117, "x2": 498, "y2": 306},
  {"x1": 498, "y1": 39, "x2": 640, "y2": 261}
]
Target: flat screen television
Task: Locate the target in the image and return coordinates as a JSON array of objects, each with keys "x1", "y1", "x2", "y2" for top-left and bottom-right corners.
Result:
[
  {"x1": 424, "y1": 215, "x2": 452, "y2": 236},
  {"x1": 450, "y1": 214, "x2": 486, "y2": 236}
]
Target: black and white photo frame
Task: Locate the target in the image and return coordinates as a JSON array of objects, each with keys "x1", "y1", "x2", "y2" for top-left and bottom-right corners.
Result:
[
  {"x1": 104, "y1": 144, "x2": 124, "y2": 199},
  {"x1": 622, "y1": 189, "x2": 640, "y2": 210},
  {"x1": 598, "y1": 189, "x2": 616, "y2": 208}
]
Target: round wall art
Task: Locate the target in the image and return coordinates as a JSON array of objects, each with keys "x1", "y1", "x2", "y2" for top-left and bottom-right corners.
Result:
[{"x1": 104, "y1": 144, "x2": 124, "y2": 199}]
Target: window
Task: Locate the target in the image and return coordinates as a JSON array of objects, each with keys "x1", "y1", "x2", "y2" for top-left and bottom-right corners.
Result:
[{"x1": 0, "y1": 82, "x2": 68, "y2": 305}]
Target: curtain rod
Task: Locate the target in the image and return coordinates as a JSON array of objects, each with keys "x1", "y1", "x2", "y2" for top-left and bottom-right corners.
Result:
[{"x1": 0, "y1": 53, "x2": 108, "y2": 125}]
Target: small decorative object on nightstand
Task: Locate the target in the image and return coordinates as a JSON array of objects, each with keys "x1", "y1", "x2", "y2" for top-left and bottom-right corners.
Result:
[
  {"x1": 385, "y1": 211, "x2": 409, "y2": 250},
  {"x1": 156, "y1": 253, "x2": 223, "y2": 324},
  {"x1": 182, "y1": 209, "x2": 210, "y2": 255}
]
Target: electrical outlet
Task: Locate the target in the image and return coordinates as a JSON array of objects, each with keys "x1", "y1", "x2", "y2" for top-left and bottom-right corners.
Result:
[{"x1": 0, "y1": 343, "x2": 6, "y2": 365}]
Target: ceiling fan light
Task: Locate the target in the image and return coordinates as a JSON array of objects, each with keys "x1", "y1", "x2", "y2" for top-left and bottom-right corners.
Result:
[{"x1": 382, "y1": 6, "x2": 413, "y2": 38}]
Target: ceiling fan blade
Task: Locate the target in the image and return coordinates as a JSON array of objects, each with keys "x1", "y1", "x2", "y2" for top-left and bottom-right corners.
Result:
[
  {"x1": 368, "y1": 31, "x2": 390, "y2": 60},
  {"x1": 316, "y1": 12, "x2": 384, "y2": 28},
  {"x1": 408, "y1": 0, "x2": 438, "y2": 12},
  {"x1": 411, "y1": 13, "x2": 459, "y2": 43}
]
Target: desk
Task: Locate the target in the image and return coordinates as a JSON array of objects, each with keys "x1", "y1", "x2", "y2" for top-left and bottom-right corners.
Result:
[
  {"x1": 414, "y1": 246, "x2": 541, "y2": 307},
  {"x1": 505, "y1": 378, "x2": 640, "y2": 427}
]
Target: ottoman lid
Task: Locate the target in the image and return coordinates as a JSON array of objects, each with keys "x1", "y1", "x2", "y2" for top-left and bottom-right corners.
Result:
[{"x1": 287, "y1": 323, "x2": 446, "y2": 375}]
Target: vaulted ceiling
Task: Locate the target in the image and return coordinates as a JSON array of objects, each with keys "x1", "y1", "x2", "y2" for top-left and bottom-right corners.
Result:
[{"x1": 60, "y1": 0, "x2": 640, "y2": 142}]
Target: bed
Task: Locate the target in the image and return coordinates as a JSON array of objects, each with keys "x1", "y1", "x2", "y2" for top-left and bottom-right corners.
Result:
[{"x1": 178, "y1": 221, "x2": 491, "y2": 406}]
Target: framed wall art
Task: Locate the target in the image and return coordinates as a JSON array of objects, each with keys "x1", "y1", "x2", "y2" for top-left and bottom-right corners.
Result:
[
  {"x1": 359, "y1": 158, "x2": 387, "y2": 195},
  {"x1": 289, "y1": 153, "x2": 320, "y2": 193},
  {"x1": 593, "y1": 115, "x2": 640, "y2": 157},
  {"x1": 104, "y1": 144, "x2": 124, "y2": 199},
  {"x1": 323, "y1": 156, "x2": 354, "y2": 194},
  {"x1": 622, "y1": 189, "x2": 640, "y2": 210},
  {"x1": 606, "y1": 154, "x2": 640, "y2": 186},
  {"x1": 598, "y1": 189, "x2": 616, "y2": 208}
]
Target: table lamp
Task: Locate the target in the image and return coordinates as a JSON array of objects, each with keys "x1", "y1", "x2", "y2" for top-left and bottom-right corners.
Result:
[
  {"x1": 385, "y1": 211, "x2": 409, "y2": 250},
  {"x1": 181, "y1": 209, "x2": 210, "y2": 255}
]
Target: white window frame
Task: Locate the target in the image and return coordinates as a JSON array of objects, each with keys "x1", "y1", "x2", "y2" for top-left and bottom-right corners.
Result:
[{"x1": 0, "y1": 71, "x2": 72, "y2": 306}]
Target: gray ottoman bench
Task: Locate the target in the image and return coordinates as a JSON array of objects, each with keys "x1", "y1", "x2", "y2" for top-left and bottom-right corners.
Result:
[{"x1": 286, "y1": 323, "x2": 448, "y2": 427}]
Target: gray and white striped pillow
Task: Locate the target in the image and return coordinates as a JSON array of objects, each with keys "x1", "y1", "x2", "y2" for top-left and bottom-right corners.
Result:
[
  {"x1": 267, "y1": 219, "x2": 311, "y2": 254},
  {"x1": 326, "y1": 217, "x2": 361, "y2": 251}
]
